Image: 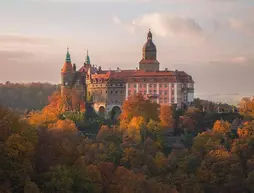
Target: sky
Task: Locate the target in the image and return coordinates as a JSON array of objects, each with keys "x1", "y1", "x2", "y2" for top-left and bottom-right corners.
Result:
[{"x1": 0, "y1": 0, "x2": 254, "y2": 104}]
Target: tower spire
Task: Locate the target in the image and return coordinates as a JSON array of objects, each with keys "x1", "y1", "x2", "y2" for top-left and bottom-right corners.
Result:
[
  {"x1": 147, "y1": 29, "x2": 152, "y2": 40},
  {"x1": 85, "y1": 49, "x2": 91, "y2": 65},
  {"x1": 65, "y1": 47, "x2": 71, "y2": 63}
]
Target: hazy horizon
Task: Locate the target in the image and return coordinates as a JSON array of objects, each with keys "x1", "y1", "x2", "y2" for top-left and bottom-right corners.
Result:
[{"x1": 1, "y1": 0, "x2": 254, "y2": 104}]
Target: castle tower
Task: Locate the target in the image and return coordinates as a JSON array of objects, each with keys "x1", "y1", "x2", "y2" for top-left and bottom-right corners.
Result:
[
  {"x1": 61, "y1": 47, "x2": 74, "y2": 97},
  {"x1": 139, "y1": 29, "x2": 160, "y2": 72}
]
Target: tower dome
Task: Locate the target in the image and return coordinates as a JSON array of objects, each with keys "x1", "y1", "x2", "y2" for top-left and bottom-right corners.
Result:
[
  {"x1": 139, "y1": 30, "x2": 160, "y2": 72},
  {"x1": 142, "y1": 29, "x2": 157, "y2": 60}
]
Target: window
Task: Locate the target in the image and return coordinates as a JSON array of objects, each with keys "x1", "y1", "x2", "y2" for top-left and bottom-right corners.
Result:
[
  {"x1": 120, "y1": 83, "x2": 123, "y2": 86},
  {"x1": 171, "y1": 83, "x2": 174, "y2": 87},
  {"x1": 115, "y1": 91, "x2": 118, "y2": 94},
  {"x1": 149, "y1": 84, "x2": 152, "y2": 88},
  {"x1": 106, "y1": 91, "x2": 108, "y2": 94},
  {"x1": 164, "y1": 91, "x2": 167, "y2": 95},
  {"x1": 159, "y1": 99, "x2": 162, "y2": 103},
  {"x1": 159, "y1": 91, "x2": 162, "y2": 95},
  {"x1": 164, "y1": 99, "x2": 168, "y2": 103},
  {"x1": 120, "y1": 91, "x2": 123, "y2": 94},
  {"x1": 144, "y1": 91, "x2": 147, "y2": 95},
  {"x1": 154, "y1": 90, "x2": 156, "y2": 93},
  {"x1": 139, "y1": 84, "x2": 142, "y2": 88},
  {"x1": 128, "y1": 91, "x2": 131, "y2": 95},
  {"x1": 164, "y1": 84, "x2": 167, "y2": 88},
  {"x1": 129, "y1": 84, "x2": 132, "y2": 88},
  {"x1": 149, "y1": 90, "x2": 152, "y2": 94},
  {"x1": 111, "y1": 91, "x2": 113, "y2": 94},
  {"x1": 159, "y1": 84, "x2": 162, "y2": 88},
  {"x1": 154, "y1": 84, "x2": 156, "y2": 87},
  {"x1": 134, "y1": 90, "x2": 137, "y2": 94},
  {"x1": 134, "y1": 84, "x2": 136, "y2": 88},
  {"x1": 144, "y1": 84, "x2": 146, "y2": 87}
]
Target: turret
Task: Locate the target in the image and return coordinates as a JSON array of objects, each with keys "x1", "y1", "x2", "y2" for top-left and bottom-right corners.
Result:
[{"x1": 61, "y1": 47, "x2": 74, "y2": 96}]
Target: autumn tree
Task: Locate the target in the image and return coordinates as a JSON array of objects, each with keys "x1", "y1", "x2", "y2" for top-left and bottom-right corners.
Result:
[
  {"x1": 212, "y1": 120, "x2": 231, "y2": 134},
  {"x1": 160, "y1": 105, "x2": 175, "y2": 128},
  {"x1": 197, "y1": 149, "x2": 245, "y2": 193},
  {"x1": 120, "y1": 93, "x2": 159, "y2": 128},
  {"x1": 239, "y1": 97, "x2": 254, "y2": 119},
  {"x1": 28, "y1": 90, "x2": 85, "y2": 128}
]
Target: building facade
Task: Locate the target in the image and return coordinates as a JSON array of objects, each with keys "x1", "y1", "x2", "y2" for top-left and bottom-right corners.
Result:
[{"x1": 60, "y1": 30, "x2": 195, "y2": 116}]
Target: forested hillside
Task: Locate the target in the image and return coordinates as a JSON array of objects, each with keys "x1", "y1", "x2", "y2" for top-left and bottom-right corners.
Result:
[
  {"x1": 0, "y1": 92, "x2": 253, "y2": 193},
  {"x1": 0, "y1": 82, "x2": 58, "y2": 112}
]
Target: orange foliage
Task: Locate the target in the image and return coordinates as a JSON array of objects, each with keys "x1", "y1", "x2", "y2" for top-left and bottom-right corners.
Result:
[
  {"x1": 160, "y1": 105, "x2": 174, "y2": 128},
  {"x1": 48, "y1": 119, "x2": 78, "y2": 132},
  {"x1": 237, "y1": 121, "x2": 254, "y2": 138},
  {"x1": 212, "y1": 120, "x2": 231, "y2": 134},
  {"x1": 238, "y1": 128, "x2": 249, "y2": 138},
  {"x1": 120, "y1": 93, "x2": 159, "y2": 124},
  {"x1": 239, "y1": 97, "x2": 254, "y2": 118},
  {"x1": 28, "y1": 90, "x2": 84, "y2": 127}
]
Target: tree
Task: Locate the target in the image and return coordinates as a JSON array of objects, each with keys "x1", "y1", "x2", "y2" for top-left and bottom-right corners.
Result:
[
  {"x1": 48, "y1": 119, "x2": 78, "y2": 132},
  {"x1": 180, "y1": 107, "x2": 203, "y2": 133},
  {"x1": 127, "y1": 116, "x2": 146, "y2": 144},
  {"x1": 24, "y1": 181, "x2": 40, "y2": 193},
  {"x1": 160, "y1": 105, "x2": 175, "y2": 128},
  {"x1": 239, "y1": 97, "x2": 254, "y2": 119},
  {"x1": 212, "y1": 120, "x2": 231, "y2": 134},
  {"x1": 197, "y1": 149, "x2": 245, "y2": 193},
  {"x1": 120, "y1": 93, "x2": 159, "y2": 125}
]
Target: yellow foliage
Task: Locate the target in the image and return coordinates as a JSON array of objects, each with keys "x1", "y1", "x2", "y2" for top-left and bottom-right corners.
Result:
[
  {"x1": 154, "y1": 151, "x2": 166, "y2": 169},
  {"x1": 125, "y1": 116, "x2": 146, "y2": 143},
  {"x1": 128, "y1": 116, "x2": 145, "y2": 130}
]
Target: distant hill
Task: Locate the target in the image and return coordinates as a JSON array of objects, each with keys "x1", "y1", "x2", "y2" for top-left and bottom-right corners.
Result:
[{"x1": 0, "y1": 82, "x2": 58, "y2": 112}]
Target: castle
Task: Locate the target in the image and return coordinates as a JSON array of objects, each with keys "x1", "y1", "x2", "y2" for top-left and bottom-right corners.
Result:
[{"x1": 60, "y1": 30, "x2": 194, "y2": 118}]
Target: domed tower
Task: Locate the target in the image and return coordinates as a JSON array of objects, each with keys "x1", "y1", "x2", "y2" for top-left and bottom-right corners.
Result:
[
  {"x1": 139, "y1": 29, "x2": 160, "y2": 72},
  {"x1": 61, "y1": 47, "x2": 74, "y2": 96}
]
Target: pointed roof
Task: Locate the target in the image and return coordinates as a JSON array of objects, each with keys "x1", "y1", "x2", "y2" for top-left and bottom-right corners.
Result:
[
  {"x1": 65, "y1": 47, "x2": 71, "y2": 63},
  {"x1": 85, "y1": 50, "x2": 91, "y2": 65},
  {"x1": 61, "y1": 47, "x2": 73, "y2": 73}
]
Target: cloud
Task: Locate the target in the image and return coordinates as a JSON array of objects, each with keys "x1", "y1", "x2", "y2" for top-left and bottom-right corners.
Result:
[
  {"x1": 0, "y1": 50, "x2": 35, "y2": 60},
  {"x1": 113, "y1": 13, "x2": 203, "y2": 39},
  {"x1": 229, "y1": 18, "x2": 254, "y2": 36},
  {"x1": 0, "y1": 34, "x2": 54, "y2": 45}
]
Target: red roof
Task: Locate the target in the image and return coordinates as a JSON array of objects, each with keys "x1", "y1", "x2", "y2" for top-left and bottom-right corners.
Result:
[
  {"x1": 89, "y1": 69, "x2": 194, "y2": 83},
  {"x1": 61, "y1": 62, "x2": 73, "y2": 73}
]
